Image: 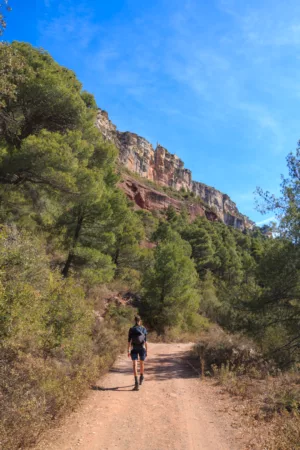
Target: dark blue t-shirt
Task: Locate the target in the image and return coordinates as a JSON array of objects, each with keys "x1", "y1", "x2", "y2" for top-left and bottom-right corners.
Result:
[{"x1": 128, "y1": 325, "x2": 147, "y2": 347}]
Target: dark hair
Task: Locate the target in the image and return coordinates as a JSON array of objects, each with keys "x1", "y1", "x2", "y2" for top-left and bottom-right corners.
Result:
[{"x1": 134, "y1": 315, "x2": 141, "y2": 325}]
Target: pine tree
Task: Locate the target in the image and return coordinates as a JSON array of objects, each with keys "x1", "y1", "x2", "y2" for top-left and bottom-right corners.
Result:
[
  {"x1": 141, "y1": 231, "x2": 200, "y2": 333},
  {"x1": 0, "y1": 42, "x2": 88, "y2": 148},
  {"x1": 182, "y1": 223, "x2": 215, "y2": 275},
  {"x1": 200, "y1": 271, "x2": 221, "y2": 321}
]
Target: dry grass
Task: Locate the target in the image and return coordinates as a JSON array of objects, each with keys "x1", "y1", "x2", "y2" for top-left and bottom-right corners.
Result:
[
  {"x1": 194, "y1": 327, "x2": 300, "y2": 449},
  {"x1": 233, "y1": 374, "x2": 300, "y2": 449},
  {"x1": 148, "y1": 325, "x2": 208, "y2": 344},
  {"x1": 0, "y1": 349, "x2": 98, "y2": 449}
]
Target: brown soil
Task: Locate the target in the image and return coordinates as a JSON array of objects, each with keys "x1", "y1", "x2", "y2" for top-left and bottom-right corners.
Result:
[{"x1": 34, "y1": 343, "x2": 252, "y2": 450}]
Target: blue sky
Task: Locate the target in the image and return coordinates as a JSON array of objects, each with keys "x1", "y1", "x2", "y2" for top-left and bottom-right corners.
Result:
[{"x1": 4, "y1": 0, "x2": 300, "y2": 224}]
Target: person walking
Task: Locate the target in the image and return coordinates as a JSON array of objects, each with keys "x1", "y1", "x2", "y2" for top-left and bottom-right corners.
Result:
[{"x1": 128, "y1": 315, "x2": 148, "y2": 391}]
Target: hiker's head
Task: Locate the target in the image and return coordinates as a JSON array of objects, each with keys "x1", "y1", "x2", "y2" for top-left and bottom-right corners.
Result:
[{"x1": 134, "y1": 315, "x2": 141, "y2": 326}]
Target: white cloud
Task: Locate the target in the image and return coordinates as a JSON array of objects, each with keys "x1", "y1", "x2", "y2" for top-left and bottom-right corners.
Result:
[{"x1": 256, "y1": 216, "x2": 276, "y2": 226}]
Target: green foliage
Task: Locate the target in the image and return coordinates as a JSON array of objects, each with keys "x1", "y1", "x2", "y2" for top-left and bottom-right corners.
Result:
[
  {"x1": 254, "y1": 145, "x2": 300, "y2": 365},
  {"x1": 200, "y1": 271, "x2": 222, "y2": 321},
  {"x1": 166, "y1": 204, "x2": 177, "y2": 223},
  {"x1": 136, "y1": 209, "x2": 159, "y2": 239},
  {"x1": 182, "y1": 223, "x2": 215, "y2": 274},
  {"x1": 0, "y1": 42, "x2": 27, "y2": 108},
  {"x1": 257, "y1": 143, "x2": 300, "y2": 243},
  {"x1": 0, "y1": 43, "x2": 149, "y2": 448},
  {"x1": 81, "y1": 90, "x2": 98, "y2": 109},
  {"x1": 0, "y1": 224, "x2": 134, "y2": 449},
  {"x1": 0, "y1": 226, "x2": 92, "y2": 357},
  {"x1": 0, "y1": 42, "x2": 88, "y2": 147},
  {"x1": 141, "y1": 230, "x2": 201, "y2": 333},
  {"x1": 109, "y1": 207, "x2": 145, "y2": 275},
  {"x1": 247, "y1": 240, "x2": 300, "y2": 365},
  {"x1": 2, "y1": 39, "x2": 300, "y2": 447}
]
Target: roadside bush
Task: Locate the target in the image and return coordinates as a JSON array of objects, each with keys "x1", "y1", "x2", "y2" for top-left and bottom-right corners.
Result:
[
  {"x1": 194, "y1": 328, "x2": 300, "y2": 450},
  {"x1": 148, "y1": 321, "x2": 209, "y2": 343},
  {"x1": 194, "y1": 326, "x2": 274, "y2": 376},
  {"x1": 0, "y1": 303, "x2": 134, "y2": 450},
  {"x1": 0, "y1": 226, "x2": 134, "y2": 450}
]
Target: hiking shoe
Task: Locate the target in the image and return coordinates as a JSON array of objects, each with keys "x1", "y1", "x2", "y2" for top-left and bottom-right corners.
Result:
[
  {"x1": 139, "y1": 375, "x2": 144, "y2": 385},
  {"x1": 133, "y1": 383, "x2": 139, "y2": 391}
]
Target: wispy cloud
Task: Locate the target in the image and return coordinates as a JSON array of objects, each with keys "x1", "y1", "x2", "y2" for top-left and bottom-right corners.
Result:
[
  {"x1": 38, "y1": 0, "x2": 300, "y2": 154},
  {"x1": 37, "y1": 0, "x2": 299, "y2": 143},
  {"x1": 39, "y1": 4, "x2": 101, "y2": 50},
  {"x1": 218, "y1": 0, "x2": 300, "y2": 47},
  {"x1": 37, "y1": 0, "x2": 300, "y2": 221},
  {"x1": 256, "y1": 216, "x2": 276, "y2": 226}
]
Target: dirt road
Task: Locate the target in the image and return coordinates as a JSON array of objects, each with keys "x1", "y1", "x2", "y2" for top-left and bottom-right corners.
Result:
[{"x1": 35, "y1": 343, "x2": 249, "y2": 450}]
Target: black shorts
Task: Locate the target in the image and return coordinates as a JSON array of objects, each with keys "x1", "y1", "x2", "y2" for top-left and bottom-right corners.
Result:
[{"x1": 131, "y1": 347, "x2": 146, "y2": 361}]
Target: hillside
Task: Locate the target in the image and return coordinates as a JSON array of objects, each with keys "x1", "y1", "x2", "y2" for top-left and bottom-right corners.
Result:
[
  {"x1": 97, "y1": 109, "x2": 255, "y2": 231},
  {"x1": 1, "y1": 42, "x2": 299, "y2": 450}
]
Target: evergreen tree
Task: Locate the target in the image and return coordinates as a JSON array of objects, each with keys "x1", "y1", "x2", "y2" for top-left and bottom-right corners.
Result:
[
  {"x1": 141, "y1": 231, "x2": 200, "y2": 333},
  {"x1": 199, "y1": 271, "x2": 221, "y2": 321},
  {"x1": 166, "y1": 204, "x2": 177, "y2": 223},
  {"x1": 109, "y1": 208, "x2": 145, "y2": 277},
  {"x1": 257, "y1": 142, "x2": 300, "y2": 242},
  {"x1": 182, "y1": 223, "x2": 215, "y2": 275},
  {"x1": 0, "y1": 42, "x2": 88, "y2": 148},
  {"x1": 254, "y1": 144, "x2": 300, "y2": 363}
]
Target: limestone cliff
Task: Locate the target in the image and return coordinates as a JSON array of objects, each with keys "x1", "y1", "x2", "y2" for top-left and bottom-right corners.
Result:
[{"x1": 97, "y1": 109, "x2": 254, "y2": 230}]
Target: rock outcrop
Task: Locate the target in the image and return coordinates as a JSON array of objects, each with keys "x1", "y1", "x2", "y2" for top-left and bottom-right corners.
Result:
[
  {"x1": 120, "y1": 174, "x2": 210, "y2": 221},
  {"x1": 97, "y1": 109, "x2": 254, "y2": 230}
]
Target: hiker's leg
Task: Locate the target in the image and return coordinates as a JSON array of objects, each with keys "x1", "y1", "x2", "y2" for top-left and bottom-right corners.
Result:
[
  {"x1": 139, "y1": 349, "x2": 146, "y2": 385},
  {"x1": 140, "y1": 360, "x2": 145, "y2": 375},
  {"x1": 132, "y1": 361, "x2": 139, "y2": 390},
  {"x1": 131, "y1": 350, "x2": 139, "y2": 390},
  {"x1": 132, "y1": 360, "x2": 138, "y2": 377}
]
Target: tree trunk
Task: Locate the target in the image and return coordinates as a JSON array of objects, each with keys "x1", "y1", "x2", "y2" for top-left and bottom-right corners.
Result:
[
  {"x1": 61, "y1": 251, "x2": 74, "y2": 277},
  {"x1": 61, "y1": 212, "x2": 84, "y2": 277},
  {"x1": 113, "y1": 247, "x2": 120, "y2": 266}
]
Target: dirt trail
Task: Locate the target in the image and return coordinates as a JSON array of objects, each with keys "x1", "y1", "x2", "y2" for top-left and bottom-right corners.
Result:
[{"x1": 35, "y1": 343, "x2": 249, "y2": 450}]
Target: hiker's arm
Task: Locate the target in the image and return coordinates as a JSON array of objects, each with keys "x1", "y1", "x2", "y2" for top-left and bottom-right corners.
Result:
[
  {"x1": 127, "y1": 329, "x2": 132, "y2": 356},
  {"x1": 144, "y1": 330, "x2": 148, "y2": 354}
]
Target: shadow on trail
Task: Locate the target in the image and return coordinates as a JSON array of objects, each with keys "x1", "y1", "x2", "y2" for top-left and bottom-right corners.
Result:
[
  {"x1": 91, "y1": 385, "x2": 134, "y2": 392},
  {"x1": 145, "y1": 352, "x2": 199, "y2": 381},
  {"x1": 108, "y1": 351, "x2": 200, "y2": 382}
]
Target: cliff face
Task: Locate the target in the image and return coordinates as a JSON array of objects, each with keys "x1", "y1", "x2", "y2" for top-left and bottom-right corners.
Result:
[
  {"x1": 97, "y1": 109, "x2": 254, "y2": 230},
  {"x1": 120, "y1": 174, "x2": 211, "y2": 221}
]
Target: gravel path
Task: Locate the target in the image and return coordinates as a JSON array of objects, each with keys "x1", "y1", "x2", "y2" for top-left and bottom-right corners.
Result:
[{"x1": 34, "y1": 343, "x2": 249, "y2": 450}]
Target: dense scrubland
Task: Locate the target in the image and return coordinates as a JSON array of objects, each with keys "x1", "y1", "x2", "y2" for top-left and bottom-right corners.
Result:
[{"x1": 0, "y1": 42, "x2": 299, "y2": 448}]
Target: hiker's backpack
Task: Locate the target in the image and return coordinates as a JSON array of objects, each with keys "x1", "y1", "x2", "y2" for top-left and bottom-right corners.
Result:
[{"x1": 131, "y1": 326, "x2": 146, "y2": 345}]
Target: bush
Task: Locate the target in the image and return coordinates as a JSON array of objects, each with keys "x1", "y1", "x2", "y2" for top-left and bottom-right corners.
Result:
[
  {"x1": 0, "y1": 347, "x2": 98, "y2": 449},
  {"x1": 194, "y1": 327, "x2": 300, "y2": 450},
  {"x1": 194, "y1": 326, "x2": 274, "y2": 376},
  {"x1": 0, "y1": 226, "x2": 134, "y2": 449},
  {"x1": 0, "y1": 304, "x2": 134, "y2": 450}
]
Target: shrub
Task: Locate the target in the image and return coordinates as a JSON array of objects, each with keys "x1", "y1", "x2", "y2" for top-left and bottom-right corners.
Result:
[
  {"x1": 0, "y1": 226, "x2": 134, "y2": 449},
  {"x1": 194, "y1": 328, "x2": 300, "y2": 450},
  {"x1": 194, "y1": 326, "x2": 274, "y2": 376}
]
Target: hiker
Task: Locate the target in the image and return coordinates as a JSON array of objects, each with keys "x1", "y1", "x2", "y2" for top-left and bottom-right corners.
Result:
[{"x1": 128, "y1": 315, "x2": 148, "y2": 391}]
